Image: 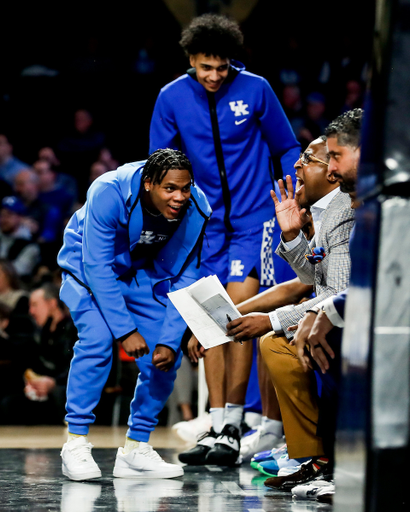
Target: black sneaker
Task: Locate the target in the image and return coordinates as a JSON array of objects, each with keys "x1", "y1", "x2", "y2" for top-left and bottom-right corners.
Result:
[
  {"x1": 178, "y1": 428, "x2": 218, "y2": 465},
  {"x1": 205, "y1": 424, "x2": 241, "y2": 467},
  {"x1": 264, "y1": 457, "x2": 332, "y2": 491}
]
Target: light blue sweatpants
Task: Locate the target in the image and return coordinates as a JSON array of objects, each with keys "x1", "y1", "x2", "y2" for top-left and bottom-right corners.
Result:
[{"x1": 60, "y1": 269, "x2": 182, "y2": 442}]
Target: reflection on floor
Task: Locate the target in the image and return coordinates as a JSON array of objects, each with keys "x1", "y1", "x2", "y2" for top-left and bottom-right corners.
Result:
[{"x1": 0, "y1": 448, "x2": 333, "y2": 512}]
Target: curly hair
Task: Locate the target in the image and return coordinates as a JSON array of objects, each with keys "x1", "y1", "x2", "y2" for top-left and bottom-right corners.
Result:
[
  {"x1": 179, "y1": 14, "x2": 244, "y2": 59},
  {"x1": 142, "y1": 148, "x2": 194, "y2": 185},
  {"x1": 325, "y1": 108, "x2": 364, "y2": 148}
]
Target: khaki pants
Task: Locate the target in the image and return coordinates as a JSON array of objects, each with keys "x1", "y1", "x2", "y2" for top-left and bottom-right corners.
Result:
[{"x1": 260, "y1": 332, "x2": 324, "y2": 459}]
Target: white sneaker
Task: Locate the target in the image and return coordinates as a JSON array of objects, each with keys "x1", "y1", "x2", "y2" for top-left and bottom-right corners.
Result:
[
  {"x1": 113, "y1": 443, "x2": 184, "y2": 479},
  {"x1": 61, "y1": 437, "x2": 102, "y2": 481},
  {"x1": 61, "y1": 482, "x2": 102, "y2": 512},
  {"x1": 292, "y1": 479, "x2": 334, "y2": 500},
  {"x1": 240, "y1": 425, "x2": 283, "y2": 461},
  {"x1": 172, "y1": 413, "x2": 212, "y2": 444}
]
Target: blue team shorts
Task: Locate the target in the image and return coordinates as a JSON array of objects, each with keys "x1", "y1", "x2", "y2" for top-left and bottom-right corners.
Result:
[{"x1": 200, "y1": 218, "x2": 296, "y2": 287}]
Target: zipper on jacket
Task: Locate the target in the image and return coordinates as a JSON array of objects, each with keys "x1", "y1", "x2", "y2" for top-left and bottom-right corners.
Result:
[
  {"x1": 62, "y1": 269, "x2": 93, "y2": 296},
  {"x1": 207, "y1": 91, "x2": 234, "y2": 232}
]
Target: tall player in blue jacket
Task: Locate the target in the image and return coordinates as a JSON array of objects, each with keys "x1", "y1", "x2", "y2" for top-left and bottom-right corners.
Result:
[
  {"x1": 150, "y1": 14, "x2": 300, "y2": 466},
  {"x1": 57, "y1": 149, "x2": 211, "y2": 481}
]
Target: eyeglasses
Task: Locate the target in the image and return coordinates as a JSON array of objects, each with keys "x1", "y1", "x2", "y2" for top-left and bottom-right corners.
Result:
[{"x1": 299, "y1": 152, "x2": 329, "y2": 166}]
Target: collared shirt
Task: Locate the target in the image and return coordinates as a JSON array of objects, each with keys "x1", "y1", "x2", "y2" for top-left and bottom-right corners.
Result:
[{"x1": 269, "y1": 187, "x2": 340, "y2": 333}]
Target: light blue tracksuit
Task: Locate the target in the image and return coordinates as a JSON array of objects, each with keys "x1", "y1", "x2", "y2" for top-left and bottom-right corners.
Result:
[{"x1": 57, "y1": 161, "x2": 211, "y2": 441}]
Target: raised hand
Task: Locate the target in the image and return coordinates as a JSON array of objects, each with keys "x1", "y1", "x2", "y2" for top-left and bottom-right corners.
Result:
[{"x1": 270, "y1": 175, "x2": 308, "y2": 241}]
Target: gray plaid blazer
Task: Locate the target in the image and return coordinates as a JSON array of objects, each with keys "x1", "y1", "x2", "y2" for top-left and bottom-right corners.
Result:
[{"x1": 275, "y1": 190, "x2": 355, "y2": 339}]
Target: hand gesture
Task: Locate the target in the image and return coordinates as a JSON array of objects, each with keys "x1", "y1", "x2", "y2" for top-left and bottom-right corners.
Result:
[
  {"x1": 152, "y1": 345, "x2": 175, "y2": 372},
  {"x1": 270, "y1": 176, "x2": 308, "y2": 241},
  {"x1": 122, "y1": 331, "x2": 150, "y2": 358}
]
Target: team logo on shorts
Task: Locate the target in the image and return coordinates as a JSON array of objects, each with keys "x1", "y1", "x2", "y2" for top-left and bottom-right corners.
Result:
[{"x1": 230, "y1": 260, "x2": 245, "y2": 276}]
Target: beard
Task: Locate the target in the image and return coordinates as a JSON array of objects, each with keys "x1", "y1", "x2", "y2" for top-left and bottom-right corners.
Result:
[
  {"x1": 340, "y1": 179, "x2": 356, "y2": 194},
  {"x1": 333, "y1": 170, "x2": 356, "y2": 194}
]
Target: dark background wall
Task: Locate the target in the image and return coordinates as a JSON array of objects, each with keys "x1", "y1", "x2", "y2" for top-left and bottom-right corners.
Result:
[{"x1": 0, "y1": 0, "x2": 375, "y2": 168}]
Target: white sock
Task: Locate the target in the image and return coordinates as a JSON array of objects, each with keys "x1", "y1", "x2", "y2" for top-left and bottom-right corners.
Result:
[
  {"x1": 244, "y1": 411, "x2": 262, "y2": 428},
  {"x1": 261, "y1": 416, "x2": 283, "y2": 437},
  {"x1": 223, "y1": 403, "x2": 243, "y2": 430},
  {"x1": 67, "y1": 433, "x2": 87, "y2": 443},
  {"x1": 123, "y1": 437, "x2": 140, "y2": 454},
  {"x1": 209, "y1": 407, "x2": 225, "y2": 434}
]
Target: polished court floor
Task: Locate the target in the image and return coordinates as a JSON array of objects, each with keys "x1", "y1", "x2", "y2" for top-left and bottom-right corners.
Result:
[{"x1": 0, "y1": 426, "x2": 333, "y2": 512}]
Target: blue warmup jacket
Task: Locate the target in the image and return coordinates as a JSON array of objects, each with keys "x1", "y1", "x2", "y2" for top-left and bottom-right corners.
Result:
[
  {"x1": 149, "y1": 61, "x2": 301, "y2": 231},
  {"x1": 57, "y1": 162, "x2": 211, "y2": 352}
]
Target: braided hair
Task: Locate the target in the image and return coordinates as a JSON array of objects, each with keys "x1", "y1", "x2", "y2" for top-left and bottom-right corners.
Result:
[{"x1": 142, "y1": 148, "x2": 194, "y2": 185}]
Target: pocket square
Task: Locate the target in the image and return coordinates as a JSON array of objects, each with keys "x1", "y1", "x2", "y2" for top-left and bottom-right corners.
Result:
[{"x1": 305, "y1": 246, "x2": 326, "y2": 264}]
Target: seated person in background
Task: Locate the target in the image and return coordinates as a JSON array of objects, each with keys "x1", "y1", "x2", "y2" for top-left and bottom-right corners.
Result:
[
  {"x1": 0, "y1": 283, "x2": 77, "y2": 425},
  {"x1": 0, "y1": 133, "x2": 30, "y2": 185},
  {"x1": 37, "y1": 146, "x2": 79, "y2": 205},
  {"x1": 89, "y1": 160, "x2": 109, "y2": 185},
  {"x1": 13, "y1": 168, "x2": 63, "y2": 244},
  {"x1": 33, "y1": 159, "x2": 76, "y2": 221},
  {"x1": 97, "y1": 147, "x2": 119, "y2": 171},
  {"x1": 0, "y1": 258, "x2": 29, "y2": 315},
  {"x1": 0, "y1": 196, "x2": 40, "y2": 280}
]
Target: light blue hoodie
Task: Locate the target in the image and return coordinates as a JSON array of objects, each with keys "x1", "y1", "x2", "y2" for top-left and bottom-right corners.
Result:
[{"x1": 57, "y1": 161, "x2": 211, "y2": 351}]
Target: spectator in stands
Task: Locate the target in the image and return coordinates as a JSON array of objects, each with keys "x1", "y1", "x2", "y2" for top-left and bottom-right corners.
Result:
[
  {"x1": 0, "y1": 258, "x2": 29, "y2": 315},
  {"x1": 0, "y1": 196, "x2": 40, "y2": 279},
  {"x1": 340, "y1": 79, "x2": 364, "y2": 113},
  {"x1": 37, "y1": 147, "x2": 79, "y2": 207},
  {"x1": 297, "y1": 93, "x2": 329, "y2": 149},
  {"x1": 0, "y1": 283, "x2": 77, "y2": 425},
  {"x1": 13, "y1": 168, "x2": 63, "y2": 244},
  {"x1": 0, "y1": 134, "x2": 30, "y2": 186},
  {"x1": 98, "y1": 147, "x2": 119, "y2": 171},
  {"x1": 33, "y1": 159, "x2": 76, "y2": 221},
  {"x1": 57, "y1": 109, "x2": 106, "y2": 199},
  {"x1": 38, "y1": 147, "x2": 61, "y2": 169},
  {"x1": 89, "y1": 160, "x2": 109, "y2": 185}
]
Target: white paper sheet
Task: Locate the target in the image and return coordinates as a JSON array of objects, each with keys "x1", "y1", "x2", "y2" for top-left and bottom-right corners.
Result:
[{"x1": 168, "y1": 275, "x2": 242, "y2": 349}]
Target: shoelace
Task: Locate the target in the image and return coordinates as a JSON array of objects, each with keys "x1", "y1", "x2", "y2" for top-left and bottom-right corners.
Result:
[
  {"x1": 70, "y1": 442, "x2": 94, "y2": 462},
  {"x1": 222, "y1": 425, "x2": 239, "y2": 444},
  {"x1": 272, "y1": 443, "x2": 287, "y2": 455},
  {"x1": 197, "y1": 430, "x2": 213, "y2": 442},
  {"x1": 135, "y1": 444, "x2": 162, "y2": 462}
]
